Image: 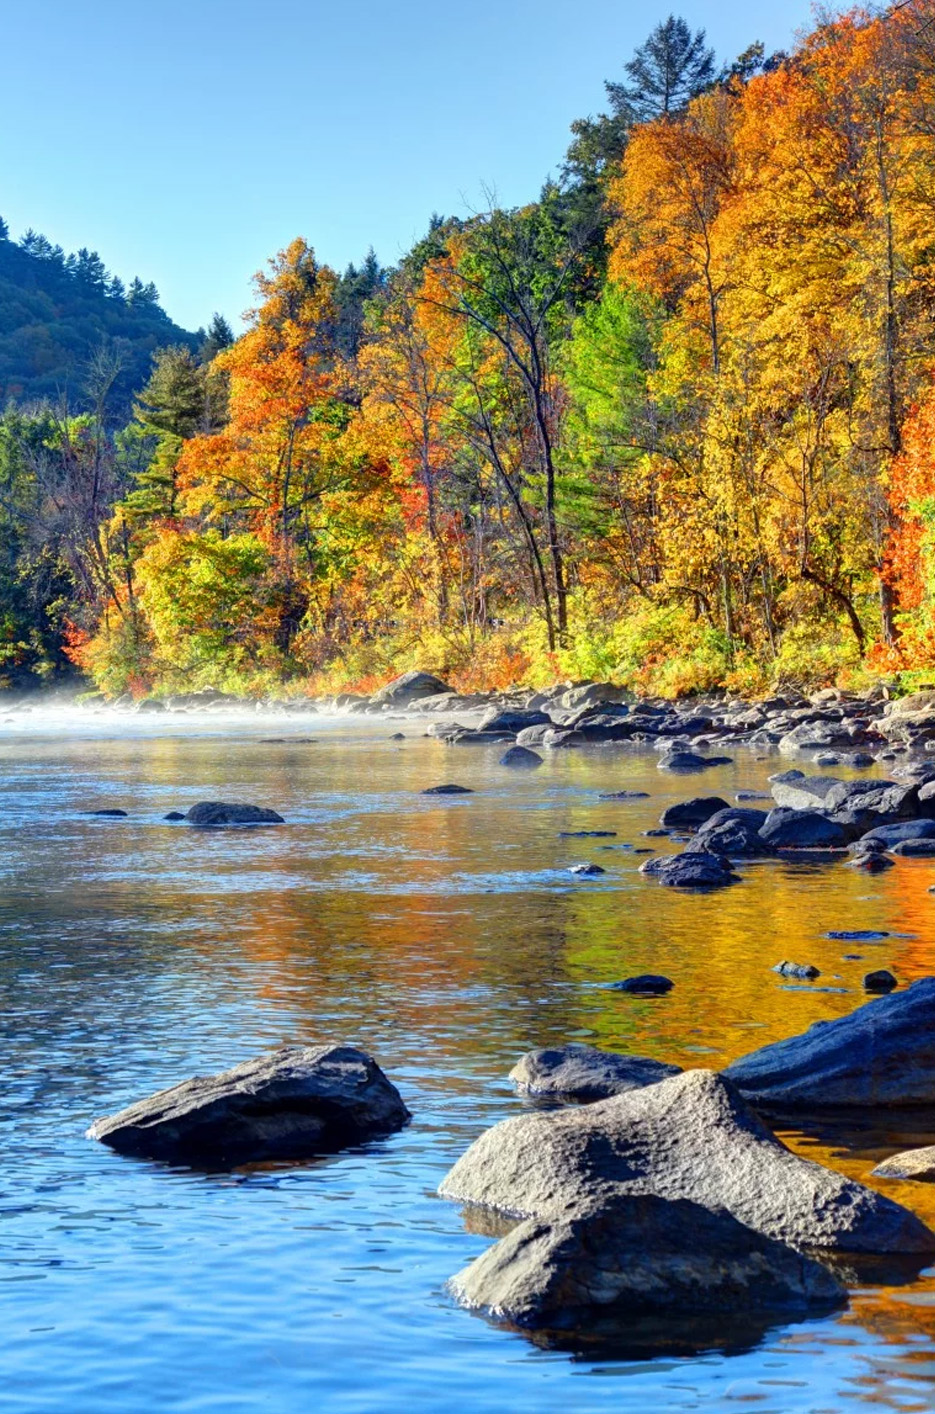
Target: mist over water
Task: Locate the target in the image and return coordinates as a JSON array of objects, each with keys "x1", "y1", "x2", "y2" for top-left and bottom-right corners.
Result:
[{"x1": 3, "y1": 706, "x2": 935, "y2": 1412}]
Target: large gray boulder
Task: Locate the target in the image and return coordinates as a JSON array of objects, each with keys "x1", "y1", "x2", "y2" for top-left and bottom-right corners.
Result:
[
  {"x1": 438, "y1": 1069, "x2": 933, "y2": 1253},
  {"x1": 510, "y1": 1045, "x2": 681, "y2": 1102},
  {"x1": 450, "y1": 1194, "x2": 845, "y2": 1331},
  {"x1": 770, "y1": 775, "x2": 842, "y2": 811},
  {"x1": 478, "y1": 707, "x2": 552, "y2": 734},
  {"x1": 87, "y1": 1044, "x2": 410, "y2": 1165},
  {"x1": 372, "y1": 670, "x2": 452, "y2": 705},
  {"x1": 724, "y1": 978, "x2": 935, "y2": 1109},
  {"x1": 861, "y1": 819, "x2": 935, "y2": 847},
  {"x1": 185, "y1": 801, "x2": 284, "y2": 826}
]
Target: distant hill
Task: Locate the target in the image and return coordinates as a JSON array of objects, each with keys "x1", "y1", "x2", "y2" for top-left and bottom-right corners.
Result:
[{"x1": 0, "y1": 216, "x2": 199, "y2": 416}]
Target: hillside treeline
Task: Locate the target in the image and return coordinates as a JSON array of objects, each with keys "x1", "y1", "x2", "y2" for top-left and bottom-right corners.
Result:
[{"x1": 5, "y1": 6, "x2": 935, "y2": 698}]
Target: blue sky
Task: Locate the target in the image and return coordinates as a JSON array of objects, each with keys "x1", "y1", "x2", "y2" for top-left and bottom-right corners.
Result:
[{"x1": 1, "y1": 0, "x2": 816, "y2": 332}]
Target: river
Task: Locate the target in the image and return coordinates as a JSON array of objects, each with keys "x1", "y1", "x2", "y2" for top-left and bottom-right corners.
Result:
[{"x1": 2, "y1": 706, "x2": 935, "y2": 1412}]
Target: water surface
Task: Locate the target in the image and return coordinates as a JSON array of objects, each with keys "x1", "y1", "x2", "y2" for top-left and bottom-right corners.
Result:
[{"x1": 2, "y1": 709, "x2": 935, "y2": 1412}]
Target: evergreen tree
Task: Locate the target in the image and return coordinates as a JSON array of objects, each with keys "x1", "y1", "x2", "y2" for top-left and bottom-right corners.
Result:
[
  {"x1": 606, "y1": 15, "x2": 716, "y2": 124},
  {"x1": 200, "y1": 312, "x2": 235, "y2": 362}
]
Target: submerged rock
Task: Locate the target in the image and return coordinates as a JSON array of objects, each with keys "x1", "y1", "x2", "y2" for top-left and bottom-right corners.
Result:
[
  {"x1": 85, "y1": 808, "x2": 129, "y2": 818},
  {"x1": 499, "y1": 745, "x2": 543, "y2": 769},
  {"x1": 87, "y1": 1044, "x2": 410, "y2": 1165},
  {"x1": 185, "y1": 802, "x2": 285, "y2": 826},
  {"x1": 873, "y1": 1146, "x2": 935, "y2": 1181},
  {"x1": 422, "y1": 783, "x2": 473, "y2": 795},
  {"x1": 609, "y1": 975, "x2": 675, "y2": 996},
  {"x1": 773, "y1": 961, "x2": 821, "y2": 980},
  {"x1": 510, "y1": 1045, "x2": 681, "y2": 1102},
  {"x1": 438, "y1": 1069, "x2": 933, "y2": 1253},
  {"x1": 598, "y1": 790, "x2": 650, "y2": 800},
  {"x1": 724, "y1": 977, "x2": 935, "y2": 1108},
  {"x1": 568, "y1": 863, "x2": 606, "y2": 876},
  {"x1": 658, "y1": 751, "x2": 727, "y2": 773},
  {"x1": 450, "y1": 1194, "x2": 846, "y2": 1332},
  {"x1": 864, "y1": 969, "x2": 898, "y2": 993}
]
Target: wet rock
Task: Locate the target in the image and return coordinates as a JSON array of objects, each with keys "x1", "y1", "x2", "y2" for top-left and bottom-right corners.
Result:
[
  {"x1": 873, "y1": 1146, "x2": 935, "y2": 1181},
  {"x1": 769, "y1": 775, "x2": 842, "y2": 811},
  {"x1": 568, "y1": 863, "x2": 606, "y2": 876},
  {"x1": 848, "y1": 852, "x2": 895, "y2": 873},
  {"x1": 609, "y1": 975, "x2": 674, "y2": 995},
  {"x1": 773, "y1": 961, "x2": 821, "y2": 980},
  {"x1": 447, "y1": 730, "x2": 515, "y2": 746},
  {"x1": 657, "y1": 751, "x2": 720, "y2": 773},
  {"x1": 87, "y1": 1044, "x2": 410, "y2": 1165},
  {"x1": 660, "y1": 796, "x2": 730, "y2": 829},
  {"x1": 438, "y1": 1069, "x2": 934, "y2": 1253},
  {"x1": 736, "y1": 791, "x2": 772, "y2": 802},
  {"x1": 598, "y1": 790, "x2": 650, "y2": 800},
  {"x1": 758, "y1": 809, "x2": 849, "y2": 849},
  {"x1": 778, "y1": 722, "x2": 863, "y2": 755},
  {"x1": 892, "y1": 838, "x2": 935, "y2": 857},
  {"x1": 372, "y1": 670, "x2": 452, "y2": 705},
  {"x1": 500, "y1": 745, "x2": 543, "y2": 768},
  {"x1": 450, "y1": 1194, "x2": 846, "y2": 1332},
  {"x1": 640, "y1": 850, "x2": 739, "y2": 889},
  {"x1": 85, "y1": 809, "x2": 128, "y2": 818},
  {"x1": 163, "y1": 811, "x2": 185, "y2": 821},
  {"x1": 842, "y1": 752, "x2": 876, "y2": 769},
  {"x1": 510, "y1": 1045, "x2": 681, "y2": 1101},
  {"x1": 860, "y1": 820, "x2": 935, "y2": 846},
  {"x1": 724, "y1": 977, "x2": 935, "y2": 1109},
  {"x1": 864, "y1": 969, "x2": 898, "y2": 993},
  {"x1": 389, "y1": 732, "x2": 405, "y2": 741},
  {"x1": 478, "y1": 707, "x2": 552, "y2": 734},
  {"x1": 422, "y1": 784, "x2": 473, "y2": 795},
  {"x1": 689, "y1": 808, "x2": 772, "y2": 858},
  {"x1": 185, "y1": 802, "x2": 285, "y2": 826}
]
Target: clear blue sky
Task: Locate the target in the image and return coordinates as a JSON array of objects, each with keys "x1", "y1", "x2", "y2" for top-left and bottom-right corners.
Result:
[{"x1": 1, "y1": 0, "x2": 815, "y2": 333}]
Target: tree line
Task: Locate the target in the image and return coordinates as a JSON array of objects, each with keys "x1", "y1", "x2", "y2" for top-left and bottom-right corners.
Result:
[{"x1": 4, "y1": 6, "x2": 935, "y2": 698}]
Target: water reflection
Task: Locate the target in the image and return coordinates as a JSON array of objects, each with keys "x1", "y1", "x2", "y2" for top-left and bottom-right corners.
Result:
[{"x1": 2, "y1": 714, "x2": 935, "y2": 1410}]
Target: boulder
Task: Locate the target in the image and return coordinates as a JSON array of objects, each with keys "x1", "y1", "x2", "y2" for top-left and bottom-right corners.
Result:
[
  {"x1": 778, "y1": 723, "x2": 863, "y2": 754},
  {"x1": 773, "y1": 961, "x2": 821, "y2": 980},
  {"x1": 499, "y1": 745, "x2": 543, "y2": 768},
  {"x1": 568, "y1": 863, "x2": 605, "y2": 876},
  {"x1": 87, "y1": 1044, "x2": 410, "y2": 1164},
  {"x1": 873, "y1": 1145, "x2": 935, "y2": 1181},
  {"x1": 892, "y1": 839, "x2": 935, "y2": 856},
  {"x1": 372, "y1": 670, "x2": 452, "y2": 705},
  {"x1": 438, "y1": 1069, "x2": 933, "y2": 1253},
  {"x1": 640, "y1": 850, "x2": 738, "y2": 889},
  {"x1": 770, "y1": 775, "x2": 842, "y2": 811},
  {"x1": 860, "y1": 819, "x2": 935, "y2": 847},
  {"x1": 478, "y1": 707, "x2": 551, "y2": 734},
  {"x1": 825, "y1": 779, "x2": 918, "y2": 823},
  {"x1": 450, "y1": 1194, "x2": 846, "y2": 1332},
  {"x1": 660, "y1": 796, "x2": 729, "y2": 829},
  {"x1": 514, "y1": 724, "x2": 554, "y2": 746},
  {"x1": 185, "y1": 802, "x2": 284, "y2": 826},
  {"x1": 609, "y1": 975, "x2": 674, "y2": 995},
  {"x1": 510, "y1": 1045, "x2": 681, "y2": 1102},
  {"x1": 724, "y1": 977, "x2": 935, "y2": 1109},
  {"x1": 690, "y1": 808, "x2": 772, "y2": 858},
  {"x1": 758, "y1": 809, "x2": 849, "y2": 849}
]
